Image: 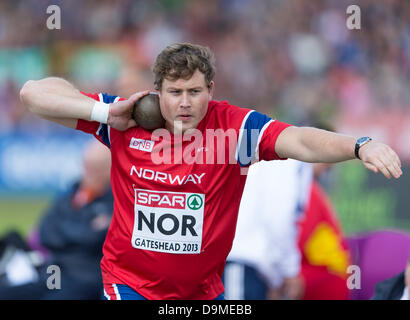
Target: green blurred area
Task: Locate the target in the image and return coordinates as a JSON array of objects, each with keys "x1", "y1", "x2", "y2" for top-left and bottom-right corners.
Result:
[
  {"x1": 329, "y1": 162, "x2": 410, "y2": 235},
  {"x1": 0, "y1": 196, "x2": 51, "y2": 238}
]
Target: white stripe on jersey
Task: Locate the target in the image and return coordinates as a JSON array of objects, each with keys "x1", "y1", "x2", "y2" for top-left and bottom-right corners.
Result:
[
  {"x1": 103, "y1": 289, "x2": 111, "y2": 300},
  {"x1": 235, "y1": 110, "x2": 254, "y2": 162},
  {"x1": 254, "y1": 119, "x2": 275, "y2": 162},
  {"x1": 112, "y1": 284, "x2": 121, "y2": 300},
  {"x1": 108, "y1": 96, "x2": 121, "y2": 144},
  {"x1": 96, "y1": 122, "x2": 103, "y2": 135}
]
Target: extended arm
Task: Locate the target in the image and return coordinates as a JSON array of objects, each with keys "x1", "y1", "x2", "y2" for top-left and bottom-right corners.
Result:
[
  {"x1": 275, "y1": 126, "x2": 402, "y2": 179},
  {"x1": 20, "y1": 77, "x2": 149, "y2": 130}
]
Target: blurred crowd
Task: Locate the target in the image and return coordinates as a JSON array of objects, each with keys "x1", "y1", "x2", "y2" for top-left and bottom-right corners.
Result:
[{"x1": 1, "y1": 0, "x2": 410, "y2": 134}]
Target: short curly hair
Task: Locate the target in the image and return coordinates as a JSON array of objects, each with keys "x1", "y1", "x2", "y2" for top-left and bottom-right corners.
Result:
[{"x1": 152, "y1": 43, "x2": 216, "y2": 91}]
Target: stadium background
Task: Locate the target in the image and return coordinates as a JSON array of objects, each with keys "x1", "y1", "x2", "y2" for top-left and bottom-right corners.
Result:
[{"x1": 0, "y1": 0, "x2": 410, "y2": 238}]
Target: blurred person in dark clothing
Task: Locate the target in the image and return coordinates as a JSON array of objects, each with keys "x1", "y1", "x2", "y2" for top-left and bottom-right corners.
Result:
[
  {"x1": 0, "y1": 141, "x2": 113, "y2": 300},
  {"x1": 372, "y1": 258, "x2": 410, "y2": 300}
]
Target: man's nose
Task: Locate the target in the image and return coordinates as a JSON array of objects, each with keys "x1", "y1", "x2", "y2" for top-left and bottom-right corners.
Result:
[{"x1": 180, "y1": 92, "x2": 191, "y2": 108}]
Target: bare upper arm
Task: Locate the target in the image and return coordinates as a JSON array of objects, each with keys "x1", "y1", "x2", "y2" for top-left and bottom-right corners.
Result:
[
  {"x1": 275, "y1": 126, "x2": 352, "y2": 163},
  {"x1": 274, "y1": 125, "x2": 302, "y2": 160},
  {"x1": 20, "y1": 78, "x2": 93, "y2": 127}
]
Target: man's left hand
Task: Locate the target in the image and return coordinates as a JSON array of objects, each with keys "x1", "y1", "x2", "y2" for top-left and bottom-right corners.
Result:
[{"x1": 359, "y1": 141, "x2": 402, "y2": 179}]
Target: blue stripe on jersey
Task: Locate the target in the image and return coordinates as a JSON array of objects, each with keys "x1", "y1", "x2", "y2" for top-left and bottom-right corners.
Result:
[
  {"x1": 96, "y1": 93, "x2": 119, "y2": 149},
  {"x1": 97, "y1": 123, "x2": 110, "y2": 148},
  {"x1": 100, "y1": 93, "x2": 119, "y2": 104},
  {"x1": 115, "y1": 284, "x2": 147, "y2": 300},
  {"x1": 237, "y1": 111, "x2": 272, "y2": 167}
]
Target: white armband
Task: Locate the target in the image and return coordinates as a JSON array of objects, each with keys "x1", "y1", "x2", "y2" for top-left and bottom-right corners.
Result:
[{"x1": 90, "y1": 101, "x2": 110, "y2": 124}]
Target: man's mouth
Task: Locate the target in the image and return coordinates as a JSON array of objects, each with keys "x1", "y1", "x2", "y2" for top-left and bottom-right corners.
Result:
[{"x1": 177, "y1": 115, "x2": 192, "y2": 121}]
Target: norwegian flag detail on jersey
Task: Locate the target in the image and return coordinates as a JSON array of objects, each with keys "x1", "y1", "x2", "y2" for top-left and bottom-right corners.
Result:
[
  {"x1": 236, "y1": 110, "x2": 275, "y2": 167},
  {"x1": 78, "y1": 92, "x2": 122, "y2": 148}
]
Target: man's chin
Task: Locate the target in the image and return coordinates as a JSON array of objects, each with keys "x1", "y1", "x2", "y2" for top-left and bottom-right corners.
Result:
[{"x1": 169, "y1": 119, "x2": 198, "y2": 134}]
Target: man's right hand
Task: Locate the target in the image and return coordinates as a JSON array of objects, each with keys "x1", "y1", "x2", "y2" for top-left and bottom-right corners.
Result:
[{"x1": 107, "y1": 90, "x2": 150, "y2": 131}]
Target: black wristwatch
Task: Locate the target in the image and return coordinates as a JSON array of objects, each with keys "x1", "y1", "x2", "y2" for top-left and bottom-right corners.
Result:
[{"x1": 355, "y1": 136, "x2": 372, "y2": 160}]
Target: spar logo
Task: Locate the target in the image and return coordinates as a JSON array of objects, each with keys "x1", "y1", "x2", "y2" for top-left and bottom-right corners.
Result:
[
  {"x1": 136, "y1": 190, "x2": 186, "y2": 209},
  {"x1": 187, "y1": 194, "x2": 203, "y2": 210}
]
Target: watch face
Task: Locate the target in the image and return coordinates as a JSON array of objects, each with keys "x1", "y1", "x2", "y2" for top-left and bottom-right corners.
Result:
[{"x1": 357, "y1": 137, "x2": 370, "y2": 145}]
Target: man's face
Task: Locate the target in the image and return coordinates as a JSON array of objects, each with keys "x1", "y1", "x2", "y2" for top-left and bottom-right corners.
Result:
[{"x1": 158, "y1": 69, "x2": 214, "y2": 133}]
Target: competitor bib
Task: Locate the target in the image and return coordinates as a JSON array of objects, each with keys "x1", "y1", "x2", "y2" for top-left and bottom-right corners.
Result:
[{"x1": 131, "y1": 188, "x2": 205, "y2": 254}]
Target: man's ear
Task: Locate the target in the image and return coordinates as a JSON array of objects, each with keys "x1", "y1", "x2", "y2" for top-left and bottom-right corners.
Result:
[{"x1": 208, "y1": 81, "x2": 214, "y2": 99}]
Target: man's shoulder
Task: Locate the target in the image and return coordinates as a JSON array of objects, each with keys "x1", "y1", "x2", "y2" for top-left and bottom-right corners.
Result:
[
  {"x1": 206, "y1": 100, "x2": 252, "y2": 128},
  {"x1": 209, "y1": 99, "x2": 251, "y2": 113}
]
